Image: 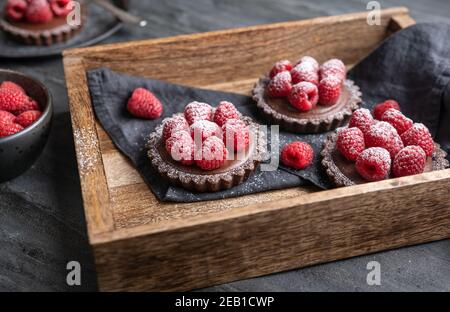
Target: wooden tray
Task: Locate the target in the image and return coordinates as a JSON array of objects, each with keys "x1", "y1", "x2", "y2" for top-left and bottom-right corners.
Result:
[{"x1": 63, "y1": 7, "x2": 450, "y2": 292}]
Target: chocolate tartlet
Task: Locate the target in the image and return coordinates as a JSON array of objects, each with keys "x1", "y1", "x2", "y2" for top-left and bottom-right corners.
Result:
[
  {"x1": 321, "y1": 129, "x2": 449, "y2": 187},
  {"x1": 252, "y1": 76, "x2": 362, "y2": 133},
  {"x1": 0, "y1": 5, "x2": 85, "y2": 46},
  {"x1": 147, "y1": 115, "x2": 265, "y2": 193}
]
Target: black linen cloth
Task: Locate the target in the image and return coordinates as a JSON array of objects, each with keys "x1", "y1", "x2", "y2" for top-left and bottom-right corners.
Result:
[{"x1": 87, "y1": 23, "x2": 450, "y2": 202}]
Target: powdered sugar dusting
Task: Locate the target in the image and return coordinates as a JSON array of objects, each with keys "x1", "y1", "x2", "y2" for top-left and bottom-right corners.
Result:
[
  {"x1": 73, "y1": 128, "x2": 100, "y2": 176},
  {"x1": 297, "y1": 56, "x2": 319, "y2": 71},
  {"x1": 184, "y1": 101, "x2": 213, "y2": 124},
  {"x1": 190, "y1": 119, "x2": 222, "y2": 142}
]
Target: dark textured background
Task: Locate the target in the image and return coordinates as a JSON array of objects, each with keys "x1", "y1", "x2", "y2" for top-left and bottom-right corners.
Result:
[{"x1": 0, "y1": 0, "x2": 449, "y2": 292}]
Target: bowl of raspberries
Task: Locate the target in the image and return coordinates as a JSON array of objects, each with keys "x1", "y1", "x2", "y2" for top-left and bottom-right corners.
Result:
[{"x1": 0, "y1": 69, "x2": 52, "y2": 182}]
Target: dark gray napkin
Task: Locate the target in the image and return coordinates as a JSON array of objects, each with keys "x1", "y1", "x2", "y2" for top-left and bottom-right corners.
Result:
[
  {"x1": 87, "y1": 23, "x2": 450, "y2": 202},
  {"x1": 88, "y1": 68, "x2": 330, "y2": 202}
]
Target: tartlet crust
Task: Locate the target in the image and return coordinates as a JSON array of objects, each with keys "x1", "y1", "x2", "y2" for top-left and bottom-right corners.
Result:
[
  {"x1": 147, "y1": 115, "x2": 266, "y2": 193},
  {"x1": 252, "y1": 76, "x2": 362, "y2": 134},
  {"x1": 321, "y1": 129, "x2": 449, "y2": 187}
]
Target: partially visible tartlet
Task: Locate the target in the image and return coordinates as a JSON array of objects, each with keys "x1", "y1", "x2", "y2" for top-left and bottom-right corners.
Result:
[
  {"x1": 0, "y1": 0, "x2": 85, "y2": 46},
  {"x1": 321, "y1": 101, "x2": 449, "y2": 187}
]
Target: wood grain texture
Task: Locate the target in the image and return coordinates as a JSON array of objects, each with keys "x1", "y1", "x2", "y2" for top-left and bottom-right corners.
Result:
[
  {"x1": 63, "y1": 57, "x2": 115, "y2": 236},
  {"x1": 62, "y1": 7, "x2": 450, "y2": 292},
  {"x1": 66, "y1": 7, "x2": 408, "y2": 87},
  {"x1": 92, "y1": 170, "x2": 450, "y2": 291}
]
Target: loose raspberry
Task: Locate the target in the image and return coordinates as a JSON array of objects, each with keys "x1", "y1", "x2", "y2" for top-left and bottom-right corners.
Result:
[
  {"x1": 5, "y1": 0, "x2": 27, "y2": 22},
  {"x1": 392, "y1": 146, "x2": 426, "y2": 178},
  {"x1": 0, "y1": 110, "x2": 17, "y2": 124},
  {"x1": 348, "y1": 108, "x2": 374, "y2": 135},
  {"x1": 0, "y1": 121, "x2": 23, "y2": 138},
  {"x1": 15, "y1": 110, "x2": 42, "y2": 128},
  {"x1": 11, "y1": 97, "x2": 40, "y2": 115},
  {"x1": 336, "y1": 127, "x2": 365, "y2": 162},
  {"x1": 319, "y1": 59, "x2": 346, "y2": 81},
  {"x1": 0, "y1": 88, "x2": 29, "y2": 113},
  {"x1": 287, "y1": 81, "x2": 318, "y2": 112},
  {"x1": 0, "y1": 81, "x2": 25, "y2": 94},
  {"x1": 365, "y1": 121, "x2": 404, "y2": 158},
  {"x1": 296, "y1": 56, "x2": 319, "y2": 71},
  {"x1": 373, "y1": 99, "x2": 400, "y2": 120},
  {"x1": 49, "y1": 0, "x2": 73, "y2": 17},
  {"x1": 26, "y1": 0, "x2": 53, "y2": 24},
  {"x1": 318, "y1": 76, "x2": 342, "y2": 106},
  {"x1": 381, "y1": 108, "x2": 413, "y2": 135},
  {"x1": 184, "y1": 101, "x2": 213, "y2": 125},
  {"x1": 356, "y1": 147, "x2": 391, "y2": 182},
  {"x1": 213, "y1": 101, "x2": 239, "y2": 127},
  {"x1": 162, "y1": 115, "x2": 189, "y2": 142},
  {"x1": 127, "y1": 88, "x2": 163, "y2": 119},
  {"x1": 280, "y1": 141, "x2": 314, "y2": 170},
  {"x1": 291, "y1": 62, "x2": 319, "y2": 85},
  {"x1": 401, "y1": 123, "x2": 434, "y2": 157},
  {"x1": 222, "y1": 118, "x2": 249, "y2": 152},
  {"x1": 269, "y1": 60, "x2": 293, "y2": 79},
  {"x1": 165, "y1": 131, "x2": 195, "y2": 165},
  {"x1": 195, "y1": 136, "x2": 228, "y2": 170},
  {"x1": 266, "y1": 71, "x2": 292, "y2": 98},
  {"x1": 190, "y1": 120, "x2": 222, "y2": 143}
]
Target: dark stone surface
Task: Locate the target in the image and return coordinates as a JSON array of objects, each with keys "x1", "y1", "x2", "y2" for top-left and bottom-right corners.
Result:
[{"x1": 0, "y1": 0, "x2": 449, "y2": 292}]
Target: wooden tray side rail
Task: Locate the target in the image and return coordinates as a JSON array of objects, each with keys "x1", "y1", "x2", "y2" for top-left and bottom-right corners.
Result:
[{"x1": 63, "y1": 7, "x2": 450, "y2": 291}]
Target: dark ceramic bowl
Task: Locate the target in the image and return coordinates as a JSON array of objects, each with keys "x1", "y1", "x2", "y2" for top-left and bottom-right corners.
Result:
[{"x1": 0, "y1": 69, "x2": 52, "y2": 182}]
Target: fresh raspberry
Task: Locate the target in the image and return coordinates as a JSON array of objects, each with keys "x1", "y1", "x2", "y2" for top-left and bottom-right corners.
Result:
[
  {"x1": 291, "y1": 62, "x2": 319, "y2": 85},
  {"x1": 222, "y1": 118, "x2": 249, "y2": 152},
  {"x1": 336, "y1": 127, "x2": 365, "y2": 162},
  {"x1": 190, "y1": 120, "x2": 222, "y2": 143},
  {"x1": 280, "y1": 141, "x2": 314, "y2": 170},
  {"x1": 0, "y1": 88, "x2": 29, "y2": 113},
  {"x1": 195, "y1": 136, "x2": 228, "y2": 171},
  {"x1": 15, "y1": 110, "x2": 42, "y2": 128},
  {"x1": 127, "y1": 88, "x2": 163, "y2": 119},
  {"x1": 287, "y1": 81, "x2": 318, "y2": 112},
  {"x1": 355, "y1": 147, "x2": 391, "y2": 182},
  {"x1": 401, "y1": 123, "x2": 435, "y2": 157},
  {"x1": 269, "y1": 60, "x2": 293, "y2": 79},
  {"x1": 213, "y1": 101, "x2": 239, "y2": 127},
  {"x1": 0, "y1": 81, "x2": 25, "y2": 94},
  {"x1": 5, "y1": 0, "x2": 27, "y2": 22},
  {"x1": 392, "y1": 146, "x2": 426, "y2": 177},
  {"x1": 381, "y1": 108, "x2": 412, "y2": 135},
  {"x1": 162, "y1": 115, "x2": 189, "y2": 142},
  {"x1": 296, "y1": 56, "x2": 319, "y2": 71},
  {"x1": 266, "y1": 71, "x2": 292, "y2": 98},
  {"x1": 11, "y1": 97, "x2": 40, "y2": 115},
  {"x1": 25, "y1": 0, "x2": 53, "y2": 24},
  {"x1": 365, "y1": 121, "x2": 404, "y2": 158},
  {"x1": 165, "y1": 131, "x2": 195, "y2": 165},
  {"x1": 0, "y1": 121, "x2": 23, "y2": 138},
  {"x1": 373, "y1": 99, "x2": 400, "y2": 120},
  {"x1": 49, "y1": 0, "x2": 73, "y2": 17},
  {"x1": 0, "y1": 110, "x2": 17, "y2": 124},
  {"x1": 348, "y1": 108, "x2": 374, "y2": 135},
  {"x1": 184, "y1": 101, "x2": 213, "y2": 125},
  {"x1": 319, "y1": 59, "x2": 346, "y2": 81},
  {"x1": 318, "y1": 76, "x2": 342, "y2": 106}
]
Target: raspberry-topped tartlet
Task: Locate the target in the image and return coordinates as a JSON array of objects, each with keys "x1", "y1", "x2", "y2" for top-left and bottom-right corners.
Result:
[
  {"x1": 252, "y1": 56, "x2": 362, "y2": 133},
  {"x1": 147, "y1": 101, "x2": 265, "y2": 192},
  {"x1": 321, "y1": 101, "x2": 449, "y2": 186},
  {"x1": 0, "y1": 0, "x2": 84, "y2": 46}
]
